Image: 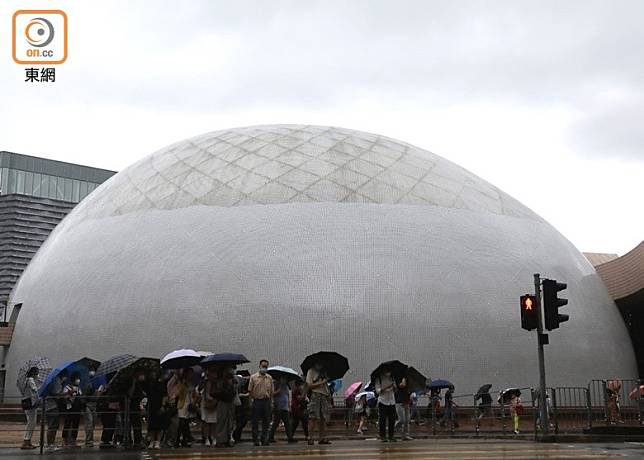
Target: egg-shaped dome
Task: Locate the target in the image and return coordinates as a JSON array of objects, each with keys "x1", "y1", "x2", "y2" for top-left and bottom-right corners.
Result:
[{"x1": 4, "y1": 125, "x2": 636, "y2": 398}]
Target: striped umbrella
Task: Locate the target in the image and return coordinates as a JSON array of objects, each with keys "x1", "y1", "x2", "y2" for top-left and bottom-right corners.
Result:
[
  {"x1": 17, "y1": 357, "x2": 51, "y2": 394},
  {"x1": 96, "y1": 354, "x2": 137, "y2": 381}
]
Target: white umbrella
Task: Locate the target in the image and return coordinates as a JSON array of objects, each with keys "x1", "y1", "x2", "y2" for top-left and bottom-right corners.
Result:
[
  {"x1": 161, "y1": 349, "x2": 202, "y2": 369},
  {"x1": 267, "y1": 366, "x2": 301, "y2": 382},
  {"x1": 354, "y1": 391, "x2": 376, "y2": 402}
]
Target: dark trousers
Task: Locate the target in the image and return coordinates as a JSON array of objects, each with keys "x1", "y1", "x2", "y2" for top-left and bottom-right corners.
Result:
[
  {"x1": 100, "y1": 410, "x2": 116, "y2": 444},
  {"x1": 127, "y1": 411, "x2": 143, "y2": 445},
  {"x1": 63, "y1": 408, "x2": 81, "y2": 443},
  {"x1": 176, "y1": 418, "x2": 191, "y2": 446},
  {"x1": 378, "y1": 403, "x2": 396, "y2": 440},
  {"x1": 251, "y1": 399, "x2": 271, "y2": 444},
  {"x1": 233, "y1": 405, "x2": 248, "y2": 442},
  {"x1": 269, "y1": 409, "x2": 293, "y2": 441},
  {"x1": 46, "y1": 408, "x2": 60, "y2": 445},
  {"x1": 292, "y1": 412, "x2": 309, "y2": 438}
]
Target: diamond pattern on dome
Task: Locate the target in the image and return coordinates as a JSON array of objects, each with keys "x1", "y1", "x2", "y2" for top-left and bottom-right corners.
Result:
[{"x1": 72, "y1": 125, "x2": 541, "y2": 222}]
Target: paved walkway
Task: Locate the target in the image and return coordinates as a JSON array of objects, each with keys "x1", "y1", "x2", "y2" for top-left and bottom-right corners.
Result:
[{"x1": 0, "y1": 439, "x2": 639, "y2": 460}]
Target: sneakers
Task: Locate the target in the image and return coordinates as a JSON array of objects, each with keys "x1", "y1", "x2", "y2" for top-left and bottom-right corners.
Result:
[
  {"x1": 403, "y1": 436, "x2": 413, "y2": 441},
  {"x1": 318, "y1": 439, "x2": 331, "y2": 445},
  {"x1": 204, "y1": 439, "x2": 211, "y2": 446},
  {"x1": 513, "y1": 430, "x2": 520, "y2": 435}
]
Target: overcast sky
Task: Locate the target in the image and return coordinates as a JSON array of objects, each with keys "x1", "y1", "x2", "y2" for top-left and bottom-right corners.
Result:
[{"x1": 1, "y1": 0, "x2": 642, "y2": 254}]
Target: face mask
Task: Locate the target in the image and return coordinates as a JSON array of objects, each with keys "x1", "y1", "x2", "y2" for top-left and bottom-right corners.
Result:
[
  {"x1": 259, "y1": 368, "x2": 267, "y2": 375},
  {"x1": 89, "y1": 371, "x2": 96, "y2": 377},
  {"x1": 74, "y1": 379, "x2": 81, "y2": 385}
]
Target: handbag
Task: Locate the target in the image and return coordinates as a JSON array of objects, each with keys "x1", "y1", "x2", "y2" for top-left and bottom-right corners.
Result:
[
  {"x1": 21, "y1": 397, "x2": 33, "y2": 410},
  {"x1": 21, "y1": 381, "x2": 33, "y2": 410}
]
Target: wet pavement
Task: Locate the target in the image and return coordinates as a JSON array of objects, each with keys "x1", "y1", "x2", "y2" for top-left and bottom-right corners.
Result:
[{"x1": 2, "y1": 439, "x2": 644, "y2": 459}]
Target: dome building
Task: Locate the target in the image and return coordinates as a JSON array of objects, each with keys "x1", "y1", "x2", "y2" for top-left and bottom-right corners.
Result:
[{"x1": 3, "y1": 125, "x2": 637, "y2": 396}]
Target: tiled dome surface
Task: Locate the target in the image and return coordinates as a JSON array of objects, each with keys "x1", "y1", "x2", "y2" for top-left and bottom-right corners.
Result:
[{"x1": 72, "y1": 125, "x2": 539, "y2": 221}]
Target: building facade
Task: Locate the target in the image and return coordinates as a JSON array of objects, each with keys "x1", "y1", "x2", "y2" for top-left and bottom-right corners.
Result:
[
  {"x1": 0, "y1": 152, "x2": 115, "y2": 397},
  {"x1": 3, "y1": 125, "x2": 637, "y2": 399}
]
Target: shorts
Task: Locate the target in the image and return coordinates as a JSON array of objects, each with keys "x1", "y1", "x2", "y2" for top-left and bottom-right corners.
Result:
[{"x1": 308, "y1": 393, "x2": 330, "y2": 420}]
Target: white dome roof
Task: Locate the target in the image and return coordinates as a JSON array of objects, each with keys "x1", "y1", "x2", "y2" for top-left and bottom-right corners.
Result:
[{"x1": 72, "y1": 125, "x2": 539, "y2": 222}]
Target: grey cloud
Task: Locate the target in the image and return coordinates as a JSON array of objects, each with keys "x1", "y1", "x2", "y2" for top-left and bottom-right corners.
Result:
[{"x1": 30, "y1": 0, "x2": 644, "y2": 161}]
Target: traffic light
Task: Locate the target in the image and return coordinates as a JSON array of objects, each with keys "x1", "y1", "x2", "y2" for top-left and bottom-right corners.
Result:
[
  {"x1": 543, "y1": 279, "x2": 568, "y2": 330},
  {"x1": 520, "y1": 294, "x2": 538, "y2": 330}
]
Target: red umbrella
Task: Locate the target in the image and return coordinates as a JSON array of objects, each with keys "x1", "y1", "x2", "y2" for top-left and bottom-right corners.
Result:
[
  {"x1": 628, "y1": 385, "x2": 644, "y2": 400},
  {"x1": 344, "y1": 381, "x2": 363, "y2": 399}
]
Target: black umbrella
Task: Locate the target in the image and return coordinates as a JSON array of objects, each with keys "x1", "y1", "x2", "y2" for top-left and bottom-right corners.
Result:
[
  {"x1": 475, "y1": 383, "x2": 493, "y2": 400},
  {"x1": 300, "y1": 351, "x2": 349, "y2": 381},
  {"x1": 406, "y1": 367, "x2": 429, "y2": 392},
  {"x1": 370, "y1": 360, "x2": 407, "y2": 383},
  {"x1": 107, "y1": 357, "x2": 160, "y2": 394},
  {"x1": 498, "y1": 387, "x2": 521, "y2": 403},
  {"x1": 201, "y1": 353, "x2": 250, "y2": 367}
]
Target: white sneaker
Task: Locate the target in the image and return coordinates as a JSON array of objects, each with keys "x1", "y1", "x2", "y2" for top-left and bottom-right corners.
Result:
[
  {"x1": 153, "y1": 441, "x2": 161, "y2": 449},
  {"x1": 205, "y1": 439, "x2": 211, "y2": 446}
]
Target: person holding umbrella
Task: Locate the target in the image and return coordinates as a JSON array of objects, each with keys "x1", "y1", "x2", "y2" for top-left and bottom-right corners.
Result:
[
  {"x1": 212, "y1": 365, "x2": 236, "y2": 448},
  {"x1": 306, "y1": 363, "x2": 332, "y2": 445},
  {"x1": 45, "y1": 368, "x2": 68, "y2": 450},
  {"x1": 62, "y1": 371, "x2": 84, "y2": 447},
  {"x1": 268, "y1": 375, "x2": 296, "y2": 444},
  {"x1": 374, "y1": 367, "x2": 397, "y2": 442},
  {"x1": 510, "y1": 393, "x2": 522, "y2": 434},
  {"x1": 354, "y1": 391, "x2": 374, "y2": 435},
  {"x1": 19, "y1": 366, "x2": 40, "y2": 450}
]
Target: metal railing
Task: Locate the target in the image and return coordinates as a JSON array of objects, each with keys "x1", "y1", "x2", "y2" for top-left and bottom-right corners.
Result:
[{"x1": 1, "y1": 379, "x2": 642, "y2": 452}]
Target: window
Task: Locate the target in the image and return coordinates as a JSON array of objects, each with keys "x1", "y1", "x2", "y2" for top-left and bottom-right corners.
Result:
[
  {"x1": 72, "y1": 179, "x2": 80, "y2": 202},
  {"x1": 56, "y1": 176, "x2": 65, "y2": 200},
  {"x1": 24, "y1": 171, "x2": 33, "y2": 196},
  {"x1": 7, "y1": 169, "x2": 16, "y2": 194},
  {"x1": 33, "y1": 173, "x2": 42, "y2": 197},
  {"x1": 79, "y1": 181, "x2": 88, "y2": 199},
  {"x1": 41, "y1": 174, "x2": 50, "y2": 198},
  {"x1": 16, "y1": 170, "x2": 25, "y2": 194},
  {"x1": 63, "y1": 178, "x2": 72, "y2": 201}
]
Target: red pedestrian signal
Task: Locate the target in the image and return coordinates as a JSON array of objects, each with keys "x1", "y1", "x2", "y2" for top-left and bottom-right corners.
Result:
[{"x1": 521, "y1": 294, "x2": 538, "y2": 330}]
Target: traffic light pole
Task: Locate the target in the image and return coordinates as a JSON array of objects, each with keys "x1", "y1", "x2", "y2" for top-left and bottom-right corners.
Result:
[{"x1": 534, "y1": 273, "x2": 549, "y2": 435}]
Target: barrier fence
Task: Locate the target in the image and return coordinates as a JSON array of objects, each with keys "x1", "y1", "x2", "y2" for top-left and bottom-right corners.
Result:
[{"x1": 0, "y1": 378, "x2": 642, "y2": 452}]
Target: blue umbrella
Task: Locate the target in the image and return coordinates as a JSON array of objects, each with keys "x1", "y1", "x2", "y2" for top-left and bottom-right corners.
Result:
[
  {"x1": 201, "y1": 353, "x2": 250, "y2": 366},
  {"x1": 38, "y1": 359, "x2": 93, "y2": 398},
  {"x1": 427, "y1": 379, "x2": 453, "y2": 390},
  {"x1": 329, "y1": 378, "x2": 343, "y2": 394}
]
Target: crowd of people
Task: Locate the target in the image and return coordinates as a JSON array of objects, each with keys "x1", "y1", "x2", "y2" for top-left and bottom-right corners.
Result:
[{"x1": 19, "y1": 358, "x2": 524, "y2": 451}]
